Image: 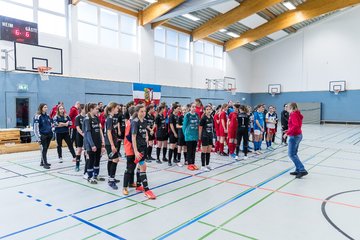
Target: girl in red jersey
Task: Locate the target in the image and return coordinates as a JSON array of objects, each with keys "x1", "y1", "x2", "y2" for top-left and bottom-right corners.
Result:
[
  {"x1": 213, "y1": 105, "x2": 221, "y2": 153},
  {"x1": 218, "y1": 103, "x2": 228, "y2": 156},
  {"x1": 195, "y1": 98, "x2": 204, "y2": 151},
  {"x1": 227, "y1": 103, "x2": 240, "y2": 159}
]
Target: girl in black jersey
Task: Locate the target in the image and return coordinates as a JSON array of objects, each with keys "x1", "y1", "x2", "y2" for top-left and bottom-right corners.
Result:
[
  {"x1": 75, "y1": 104, "x2": 85, "y2": 172},
  {"x1": 199, "y1": 105, "x2": 214, "y2": 171},
  {"x1": 117, "y1": 104, "x2": 126, "y2": 157},
  {"x1": 131, "y1": 105, "x2": 156, "y2": 199},
  {"x1": 83, "y1": 103, "x2": 105, "y2": 184},
  {"x1": 176, "y1": 106, "x2": 188, "y2": 166},
  {"x1": 104, "y1": 102, "x2": 121, "y2": 190},
  {"x1": 154, "y1": 106, "x2": 168, "y2": 164},
  {"x1": 168, "y1": 104, "x2": 180, "y2": 166},
  {"x1": 145, "y1": 104, "x2": 156, "y2": 161},
  {"x1": 236, "y1": 105, "x2": 250, "y2": 160}
]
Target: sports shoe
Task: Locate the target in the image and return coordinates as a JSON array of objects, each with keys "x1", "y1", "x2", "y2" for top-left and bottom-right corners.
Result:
[
  {"x1": 296, "y1": 171, "x2": 308, "y2": 179},
  {"x1": 187, "y1": 165, "x2": 195, "y2": 171},
  {"x1": 148, "y1": 156, "x2": 156, "y2": 161},
  {"x1": 88, "y1": 178, "x2": 97, "y2": 184},
  {"x1": 145, "y1": 190, "x2": 156, "y2": 199},
  {"x1": 176, "y1": 162, "x2": 183, "y2": 167},
  {"x1": 243, "y1": 156, "x2": 248, "y2": 160},
  {"x1": 230, "y1": 153, "x2": 237, "y2": 159},
  {"x1": 163, "y1": 157, "x2": 169, "y2": 162},
  {"x1": 136, "y1": 186, "x2": 145, "y2": 192},
  {"x1": 122, "y1": 188, "x2": 129, "y2": 195},
  {"x1": 108, "y1": 181, "x2": 118, "y2": 190},
  {"x1": 207, "y1": 165, "x2": 214, "y2": 171},
  {"x1": 83, "y1": 174, "x2": 88, "y2": 180},
  {"x1": 114, "y1": 178, "x2": 120, "y2": 183},
  {"x1": 75, "y1": 166, "x2": 80, "y2": 172},
  {"x1": 200, "y1": 166, "x2": 210, "y2": 172},
  {"x1": 129, "y1": 183, "x2": 137, "y2": 188},
  {"x1": 95, "y1": 176, "x2": 105, "y2": 181},
  {"x1": 59, "y1": 158, "x2": 63, "y2": 163},
  {"x1": 193, "y1": 165, "x2": 199, "y2": 170},
  {"x1": 43, "y1": 164, "x2": 50, "y2": 169},
  {"x1": 235, "y1": 156, "x2": 239, "y2": 160},
  {"x1": 156, "y1": 159, "x2": 162, "y2": 164},
  {"x1": 168, "y1": 162, "x2": 173, "y2": 166},
  {"x1": 290, "y1": 171, "x2": 299, "y2": 176}
]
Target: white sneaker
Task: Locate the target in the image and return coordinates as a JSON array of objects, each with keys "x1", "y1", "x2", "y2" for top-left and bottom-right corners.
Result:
[
  {"x1": 235, "y1": 156, "x2": 239, "y2": 160},
  {"x1": 59, "y1": 158, "x2": 63, "y2": 163},
  {"x1": 207, "y1": 165, "x2": 214, "y2": 170},
  {"x1": 243, "y1": 156, "x2": 248, "y2": 160},
  {"x1": 200, "y1": 166, "x2": 210, "y2": 172},
  {"x1": 83, "y1": 174, "x2": 88, "y2": 180},
  {"x1": 177, "y1": 162, "x2": 183, "y2": 167}
]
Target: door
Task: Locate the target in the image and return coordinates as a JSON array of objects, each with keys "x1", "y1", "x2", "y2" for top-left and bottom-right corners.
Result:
[{"x1": 5, "y1": 92, "x2": 38, "y2": 128}]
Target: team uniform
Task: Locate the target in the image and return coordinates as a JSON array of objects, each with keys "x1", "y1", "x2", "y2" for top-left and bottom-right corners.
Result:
[
  {"x1": 236, "y1": 112, "x2": 250, "y2": 158},
  {"x1": 75, "y1": 114, "x2": 85, "y2": 171},
  {"x1": 168, "y1": 113, "x2": 179, "y2": 165},
  {"x1": 253, "y1": 111, "x2": 265, "y2": 151},
  {"x1": 227, "y1": 111, "x2": 238, "y2": 156},
  {"x1": 177, "y1": 115, "x2": 186, "y2": 146},
  {"x1": 104, "y1": 115, "x2": 120, "y2": 189},
  {"x1": 213, "y1": 113, "x2": 220, "y2": 152},
  {"x1": 200, "y1": 115, "x2": 214, "y2": 147},
  {"x1": 69, "y1": 106, "x2": 79, "y2": 148},
  {"x1": 145, "y1": 112, "x2": 155, "y2": 160},
  {"x1": 83, "y1": 115, "x2": 102, "y2": 183},
  {"x1": 266, "y1": 112, "x2": 277, "y2": 148},
  {"x1": 123, "y1": 118, "x2": 136, "y2": 191},
  {"x1": 155, "y1": 113, "x2": 168, "y2": 161},
  {"x1": 183, "y1": 112, "x2": 199, "y2": 169},
  {"x1": 53, "y1": 115, "x2": 76, "y2": 162}
]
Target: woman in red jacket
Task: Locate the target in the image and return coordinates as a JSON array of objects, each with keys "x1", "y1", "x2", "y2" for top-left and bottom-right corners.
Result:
[{"x1": 284, "y1": 103, "x2": 308, "y2": 179}]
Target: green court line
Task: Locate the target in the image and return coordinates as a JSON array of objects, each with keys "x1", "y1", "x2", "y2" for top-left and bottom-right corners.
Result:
[
  {"x1": 196, "y1": 149, "x2": 339, "y2": 239},
  {"x1": 197, "y1": 221, "x2": 258, "y2": 240},
  {"x1": 35, "y1": 223, "x2": 82, "y2": 240},
  {"x1": 153, "y1": 147, "x2": 327, "y2": 239},
  {"x1": 88, "y1": 203, "x2": 138, "y2": 221}
]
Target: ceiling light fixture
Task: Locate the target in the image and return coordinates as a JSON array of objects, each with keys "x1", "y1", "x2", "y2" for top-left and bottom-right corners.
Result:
[
  {"x1": 219, "y1": 29, "x2": 227, "y2": 33},
  {"x1": 144, "y1": 0, "x2": 158, "y2": 3},
  {"x1": 226, "y1": 32, "x2": 240, "y2": 38},
  {"x1": 250, "y1": 42, "x2": 259, "y2": 46},
  {"x1": 182, "y1": 13, "x2": 200, "y2": 21},
  {"x1": 283, "y1": 1, "x2": 296, "y2": 10}
]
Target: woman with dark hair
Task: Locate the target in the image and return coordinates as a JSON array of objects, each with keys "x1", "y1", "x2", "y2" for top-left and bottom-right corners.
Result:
[
  {"x1": 53, "y1": 105, "x2": 76, "y2": 163},
  {"x1": 284, "y1": 103, "x2": 308, "y2": 179},
  {"x1": 75, "y1": 104, "x2": 86, "y2": 172},
  {"x1": 145, "y1": 104, "x2": 156, "y2": 161},
  {"x1": 33, "y1": 103, "x2": 53, "y2": 169},
  {"x1": 154, "y1": 105, "x2": 168, "y2": 164}
]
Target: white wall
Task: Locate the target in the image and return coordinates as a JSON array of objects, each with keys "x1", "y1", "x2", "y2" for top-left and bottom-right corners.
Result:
[
  {"x1": 226, "y1": 48, "x2": 252, "y2": 92},
  {"x1": 251, "y1": 6, "x2": 360, "y2": 93}
]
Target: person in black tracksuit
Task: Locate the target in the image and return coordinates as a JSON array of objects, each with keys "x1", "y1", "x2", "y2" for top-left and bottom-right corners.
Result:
[
  {"x1": 281, "y1": 104, "x2": 290, "y2": 145},
  {"x1": 53, "y1": 105, "x2": 76, "y2": 163},
  {"x1": 168, "y1": 104, "x2": 180, "y2": 166},
  {"x1": 199, "y1": 105, "x2": 214, "y2": 171},
  {"x1": 145, "y1": 104, "x2": 156, "y2": 161},
  {"x1": 83, "y1": 103, "x2": 104, "y2": 184},
  {"x1": 75, "y1": 104, "x2": 86, "y2": 172},
  {"x1": 236, "y1": 105, "x2": 250, "y2": 160},
  {"x1": 117, "y1": 104, "x2": 126, "y2": 157},
  {"x1": 154, "y1": 106, "x2": 168, "y2": 164},
  {"x1": 176, "y1": 106, "x2": 187, "y2": 166},
  {"x1": 33, "y1": 103, "x2": 53, "y2": 169}
]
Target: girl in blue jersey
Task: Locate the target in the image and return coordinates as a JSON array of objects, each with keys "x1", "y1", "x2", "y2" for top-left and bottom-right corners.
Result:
[{"x1": 253, "y1": 104, "x2": 265, "y2": 154}]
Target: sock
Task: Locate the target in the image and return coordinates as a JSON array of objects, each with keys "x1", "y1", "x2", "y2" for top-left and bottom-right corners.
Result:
[
  {"x1": 140, "y1": 172, "x2": 149, "y2": 191},
  {"x1": 184, "y1": 152, "x2": 187, "y2": 162},
  {"x1": 136, "y1": 168, "x2": 141, "y2": 187},
  {"x1": 156, "y1": 147, "x2": 161, "y2": 160},
  {"x1": 163, "y1": 148, "x2": 167, "y2": 159},
  {"x1": 177, "y1": 153, "x2": 181, "y2": 161},
  {"x1": 201, "y1": 153, "x2": 206, "y2": 166},
  {"x1": 168, "y1": 149, "x2": 173, "y2": 163},
  {"x1": 269, "y1": 141, "x2": 272, "y2": 147},
  {"x1": 206, "y1": 153, "x2": 211, "y2": 165},
  {"x1": 236, "y1": 145, "x2": 240, "y2": 156},
  {"x1": 220, "y1": 143, "x2": 224, "y2": 153},
  {"x1": 230, "y1": 143, "x2": 235, "y2": 154},
  {"x1": 107, "y1": 161, "x2": 112, "y2": 177},
  {"x1": 148, "y1": 146, "x2": 153, "y2": 158},
  {"x1": 109, "y1": 162, "x2": 117, "y2": 182},
  {"x1": 174, "y1": 147, "x2": 178, "y2": 161},
  {"x1": 76, "y1": 155, "x2": 80, "y2": 167}
]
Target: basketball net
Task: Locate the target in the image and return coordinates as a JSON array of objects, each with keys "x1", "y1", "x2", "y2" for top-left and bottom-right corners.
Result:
[
  {"x1": 228, "y1": 88, "x2": 236, "y2": 96},
  {"x1": 271, "y1": 91, "x2": 277, "y2": 97},
  {"x1": 37, "y1": 66, "x2": 52, "y2": 81},
  {"x1": 334, "y1": 89, "x2": 340, "y2": 95}
]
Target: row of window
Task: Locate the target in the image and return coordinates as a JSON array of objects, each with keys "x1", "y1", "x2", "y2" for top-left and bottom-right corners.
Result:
[{"x1": 0, "y1": 0, "x2": 224, "y2": 68}]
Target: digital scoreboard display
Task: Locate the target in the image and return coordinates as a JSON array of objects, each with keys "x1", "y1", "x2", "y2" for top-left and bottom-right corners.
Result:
[{"x1": 0, "y1": 16, "x2": 38, "y2": 45}]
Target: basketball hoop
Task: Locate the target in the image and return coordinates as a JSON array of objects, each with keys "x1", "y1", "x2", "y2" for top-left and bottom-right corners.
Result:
[
  {"x1": 37, "y1": 66, "x2": 52, "y2": 81},
  {"x1": 228, "y1": 88, "x2": 237, "y2": 96}
]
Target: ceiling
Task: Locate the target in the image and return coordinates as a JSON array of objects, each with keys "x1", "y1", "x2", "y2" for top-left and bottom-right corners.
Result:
[{"x1": 105, "y1": 0, "x2": 343, "y2": 50}]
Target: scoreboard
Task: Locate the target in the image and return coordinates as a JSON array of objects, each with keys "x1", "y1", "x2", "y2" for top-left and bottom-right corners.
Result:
[{"x1": 0, "y1": 16, "x2": 38, "y2": 45}]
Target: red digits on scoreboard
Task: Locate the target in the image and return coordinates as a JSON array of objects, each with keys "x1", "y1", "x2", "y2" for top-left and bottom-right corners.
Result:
[{"x1": 25, "y1": 32, "x2": 30, "y2": 38}]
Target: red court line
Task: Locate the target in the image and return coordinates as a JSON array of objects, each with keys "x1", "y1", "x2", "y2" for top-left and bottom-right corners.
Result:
[{"x1": 147, "y1": 165, "x2": 360, "y2": 209}]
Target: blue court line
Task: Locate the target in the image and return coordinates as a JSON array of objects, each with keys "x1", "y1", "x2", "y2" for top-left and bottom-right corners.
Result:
[
  {"x1": 18, "y1": 191, "x2": 64, "y2": 213},
  {"x1": 71, "y1": 216, "x2": 126, "y2": 240},
  {"x1": 0, "y1": 158, "x2": 239, "y2": 239},
  {"x1": 157, "y1": 151, "x2": 322, "y2": 239}
]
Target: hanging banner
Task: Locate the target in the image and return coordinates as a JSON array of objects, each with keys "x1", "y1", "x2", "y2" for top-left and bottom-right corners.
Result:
[{"x1": 133, "y1": 83, "x2": 161, "y2": 106}]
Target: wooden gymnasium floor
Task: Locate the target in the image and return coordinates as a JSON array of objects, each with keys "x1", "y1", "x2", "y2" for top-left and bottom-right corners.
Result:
[{"x1": 0, "y1": 124, "x2": 359, "y2": 240}]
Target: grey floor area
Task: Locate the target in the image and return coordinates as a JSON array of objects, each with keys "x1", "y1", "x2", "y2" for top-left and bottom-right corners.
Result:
[{"x1": 0, "y1": 124, "x2": 359, "y2": 240}]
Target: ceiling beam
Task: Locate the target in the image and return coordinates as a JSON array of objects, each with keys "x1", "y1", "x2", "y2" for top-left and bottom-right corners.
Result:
[
  {"x1": 151, "y1": 19, "x2": 169, "y2": 29},
  {"x1": 139, "y1": 0, "x2": 185, "y2": 26},
  {"x1": 225, "y1": 0, "x2": 360, "y2": 51},
  {"x1": 261, "y1": 9, "x2": 297, "y2": 33},
  {"x1": 88, "y1": 0, "x2": 137, "y2": 17},
  {"x1": 192, "y1": 0, "x2": 284, "y2": 41}
]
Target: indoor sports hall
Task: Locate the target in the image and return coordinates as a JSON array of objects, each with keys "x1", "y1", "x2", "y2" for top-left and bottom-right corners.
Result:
[{"x1": 0, "y1": 0, "x2": 359, "y2": 239}]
